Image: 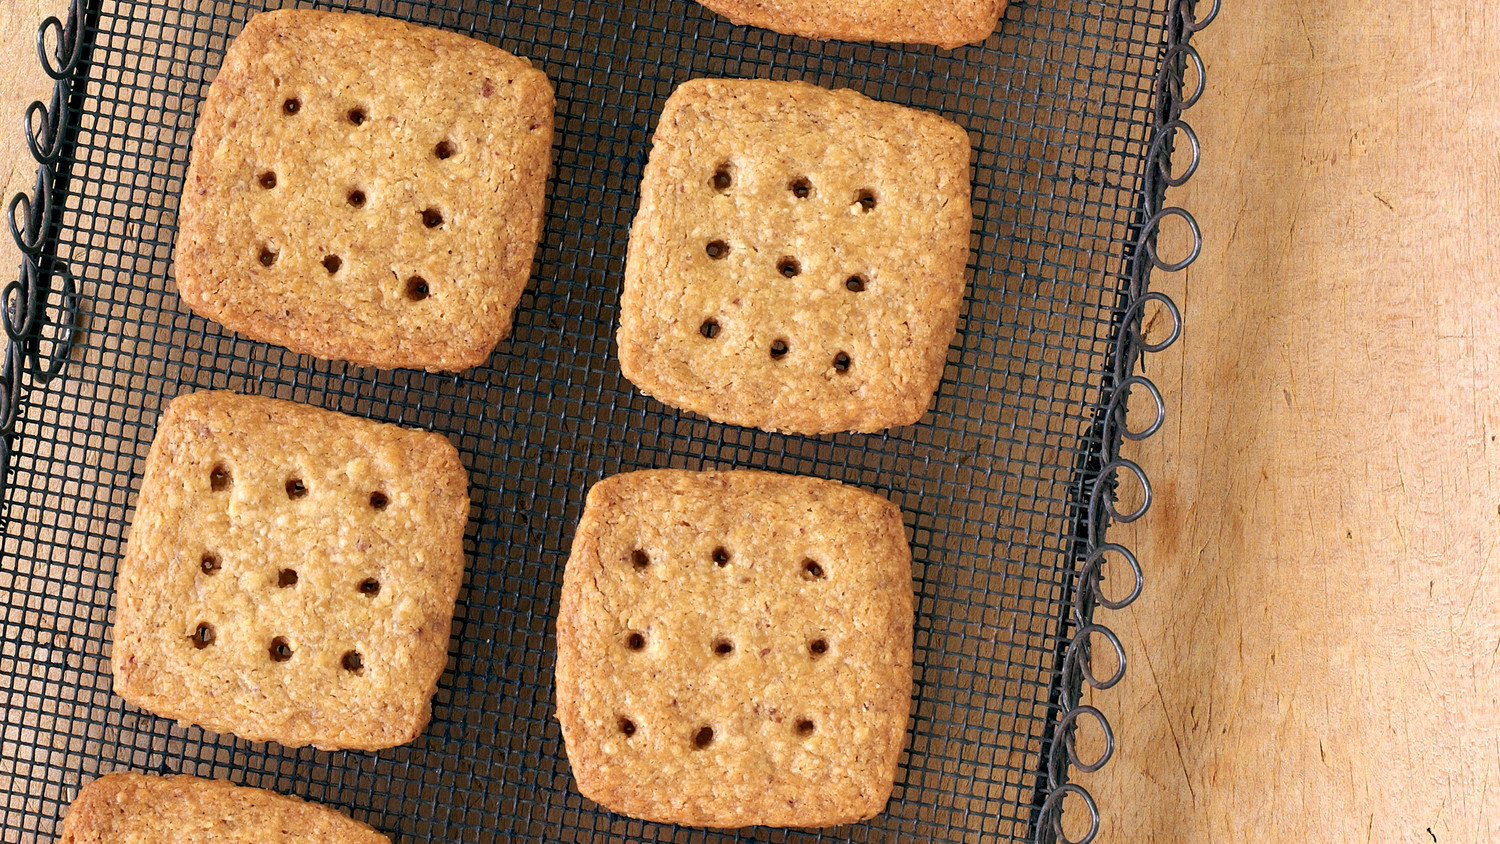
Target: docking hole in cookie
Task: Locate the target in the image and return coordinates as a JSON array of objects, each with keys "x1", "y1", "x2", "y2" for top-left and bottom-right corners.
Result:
[{"x1": 190, "y1": 623, "x2": 215, "y2": 649}]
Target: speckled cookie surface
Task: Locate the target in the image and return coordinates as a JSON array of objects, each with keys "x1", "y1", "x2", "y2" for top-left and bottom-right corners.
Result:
[
  {"x1": 556, "y1": 469, "x2": 914, "y2": 828},
  {"x1": 112, "y1": 391, "x2": 469, "y2": 750},
  {"x1": 175, "y1": 9, "x2": 554, "y2": 371},
  {"x1": 693, "y1": 0, "x2": 1006, "y2": 48},
  {"x1": 60, "y1": 773, "x2": 389, "y2": 843},
  {"x1": 619, "y1": 79, "x2": 972, "y2": 434}
]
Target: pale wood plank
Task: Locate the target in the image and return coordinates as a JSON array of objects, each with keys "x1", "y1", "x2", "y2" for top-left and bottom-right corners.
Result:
[
  {"x1": 1082, "y1": 3, "x2": 1500, "y2": 841},
  {"x1": 1, "y1": 0, "x2": 70, "y2": 283}
]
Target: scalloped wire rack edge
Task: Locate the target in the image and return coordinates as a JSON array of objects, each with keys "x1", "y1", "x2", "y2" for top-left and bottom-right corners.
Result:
[
  {"x1": 1035, "y1": 1, "x2": 1216, "y2": 841},
  {"x1": 2, "y1": 1, "x2": 1215, "y2": 842}
]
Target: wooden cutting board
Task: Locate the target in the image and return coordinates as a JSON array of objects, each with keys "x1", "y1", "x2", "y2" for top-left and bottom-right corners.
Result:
[
  {"x1": 1080, "y1": 2, "x2": 1500, "y2": 841},
  {"x1": 0, "y1": 0, "x2": 69, "y2": 282},
  {"x1": 3, "y1": 1, "x2": 1495, "y2": 841}
]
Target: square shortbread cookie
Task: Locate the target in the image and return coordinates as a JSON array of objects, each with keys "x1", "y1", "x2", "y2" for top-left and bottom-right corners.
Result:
[
  {"x1": 112, "y1": 391, "x2": 469, "y2": 750},
  {"x1": 618, "y1": 79, "x2": 972, "y2": 435},
  {"x1": 556, "y1": 469, "x2": 914, "y2": 828},
  {"x1": 175, "y1": 9, "x2": 554, "y2": 371},
  {"x1": 61, "y1": 773, "x2": 389, "y2": 843},
  {"x1": 693, "y1": 0, "x2": 1006, "y2": 48}
]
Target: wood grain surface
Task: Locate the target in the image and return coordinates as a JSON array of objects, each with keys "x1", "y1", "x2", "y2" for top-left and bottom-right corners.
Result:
[
  {"x1": 2, "y1": 0, "x2": 1495, "y2": 841},
  {"x1": 1, "y1": 0, "x2": 69, "y2": 285},
  {"x1": 1080, "y1": 2, "x2": 1500, "y2": 842}
]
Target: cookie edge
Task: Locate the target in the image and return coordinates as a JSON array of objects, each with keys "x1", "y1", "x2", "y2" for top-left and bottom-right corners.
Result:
[
  {"x1": 60, "y1": 773, "x2": 390, "y2": 843},
  {"x1": 692, "y1": 0, "x2": 1007, "y2": 49}
]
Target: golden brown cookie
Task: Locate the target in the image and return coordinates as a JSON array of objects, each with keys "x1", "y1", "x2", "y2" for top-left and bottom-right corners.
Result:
[
  {"x1": 60, "y1": 773, "x2": 389, "y2": 843},
  {"x1": 693, "y1": 0, "x2": 1005, "y2": 48},
  {"x1": 175, "y1": 9, "x2": 554, "y2": 371},
  {"x1": 112, "y1": 391, "x2": 469, "y2": 750},
  {"x1": 556, "y1": 469, "x2": 914, "y2": 828},
  {"x1": 618, "y1": 79, "x2": 972, "y2": 434}
]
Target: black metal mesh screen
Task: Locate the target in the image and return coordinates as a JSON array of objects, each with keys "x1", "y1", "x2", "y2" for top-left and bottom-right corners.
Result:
[{"x1": 2, "y1": 0, "x2": 1180, "y2": 840}]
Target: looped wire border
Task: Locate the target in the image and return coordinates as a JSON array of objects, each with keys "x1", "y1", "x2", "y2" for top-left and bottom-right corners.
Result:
[
  {"x1": 1047, "y1": 705, "x2": 1115, "y2": 780},
  {"x1": 3, "y1": 0, "x2": 86, "y2": 468},
  {"x1": 1034, "y1": 0, "x2": 1213, "y2": 841},
  {"x1": 1073, "y1": 543, "x2": 1144, "y2": 621},
  {"x1": 1036, "y1": 784, "x2": 1100, "y2": 844},
  {"x1": 1102, "y1": 375, "x2": 1165, "y2": 443}
]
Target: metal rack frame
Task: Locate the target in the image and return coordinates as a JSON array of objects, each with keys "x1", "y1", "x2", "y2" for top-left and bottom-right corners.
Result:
[{"x1": 3, "y1": 1, "x2": 1214, "y2": 841}]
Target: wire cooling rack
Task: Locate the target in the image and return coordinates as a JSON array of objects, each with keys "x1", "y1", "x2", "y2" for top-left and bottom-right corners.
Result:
[{"x1": 1, "y1": 0, "x2": 1213, "y2": 841}]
